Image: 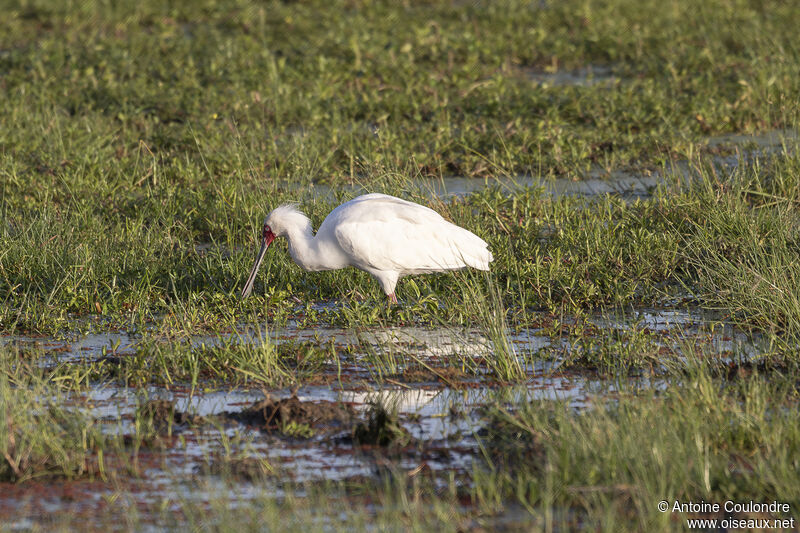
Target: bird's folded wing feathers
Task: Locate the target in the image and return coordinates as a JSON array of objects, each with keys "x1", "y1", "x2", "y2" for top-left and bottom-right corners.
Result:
[{"x1": 332, "y1": 199, "x2": 492, "y2": 273}]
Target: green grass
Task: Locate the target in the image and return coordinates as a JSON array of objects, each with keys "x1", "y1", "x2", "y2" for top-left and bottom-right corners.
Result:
[
  {"x1": 477, "y1": 361, "x2": 800, "y2": 530},
  {"x1": 2, "y1": 0, "x2": 800, "y2": 529},
  {"x1": 1, "y1": 0, "x2": 799, "y2": 338},
  {"x1": 1, "y1": 0, "x2": 798, "y2": 185},
  {"x1": 7, "y1": 152, "x2": 800, "y2": 340},
  {"x1": 0, "y1": 381, "x2": 100, "y2": 482},
  {"x1": 0, "y1": 344, "x2": 107, "y2": 482},
  {"x1": 673, "y1": 156, "x2": 800, "y2": 340},
  {"x1": 0, "y1": 0, "x2": 800, "y2": 332},
  {"x1": 17, "y1": 360, "x2": 795, "y2": 532}
]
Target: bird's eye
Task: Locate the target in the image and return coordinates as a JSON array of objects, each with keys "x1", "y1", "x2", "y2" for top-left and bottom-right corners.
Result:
[{"x1": 262, "y1": 224, "x2": 271, "y2": 238}]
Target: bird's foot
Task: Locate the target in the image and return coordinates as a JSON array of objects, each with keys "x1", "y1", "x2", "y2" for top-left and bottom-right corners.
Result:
[{"x1": 387, "y1": 293, "x2": 398, "y2": 304}]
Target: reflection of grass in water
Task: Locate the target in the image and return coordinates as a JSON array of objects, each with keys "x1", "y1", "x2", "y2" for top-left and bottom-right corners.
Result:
[
  {"x1": 34, "y1": 360, "x2": 793, "y2": 532},
  {"x1": 352, "y1": 401, "x2": 412, "y2": 448}
]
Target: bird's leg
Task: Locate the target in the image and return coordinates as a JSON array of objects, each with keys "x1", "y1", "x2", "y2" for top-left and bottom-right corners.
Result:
[{"x1": 387, "y1": 293, "x2": 398, "y2": 304}]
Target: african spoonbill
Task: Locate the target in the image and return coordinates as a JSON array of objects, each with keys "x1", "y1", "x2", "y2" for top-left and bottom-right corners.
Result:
[{"x1": 241, "y1": 193, "x2": 493, "y2": 302}]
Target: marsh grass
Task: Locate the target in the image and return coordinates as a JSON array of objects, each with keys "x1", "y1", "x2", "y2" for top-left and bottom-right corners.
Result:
[
  {"x1": 352, "y1": 326, "x2": 409, "y2": 380},
  {"x1": 673, "y1": 153, "x2": 800, "y2": 341},
  {"x1": 110, "y1": 329, "x2": 335, "y2": 388},
  {"x1": 147, "y1": 477, "x2": 470, "y2": 532},
  {"x1": 3, "y1": 0, "x2": 800, "y2": 528},
  {"x1": 476, "y1": 363, "x2": 800, "y2": 531},
  {"x1": 0, "y1": 351, "x2": 107, "y2": 481},
  {"x1": 1, "y1": 0, "x2": 799, "y2": 338},
  {"x1": 452, "y1": 270, "x2": 526, "y2": 381},
  {"x1": 3, "y1": 0, "x2": 798, "y2": 184},
  {"x1": 559, "y1": 314, "x2": 667, "y2": 374},
  {"x1": 39, "y1": 360, "x2": 795, "y2": 532},
  {"x1": 4, "y1": 147, "x2": 800, "y2": 346}
]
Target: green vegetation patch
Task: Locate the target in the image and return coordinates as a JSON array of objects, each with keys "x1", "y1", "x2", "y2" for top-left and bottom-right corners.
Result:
[
  {"x1": 479, "y1": 365, "x2": 800, "y2": 530},
  {"x1": 1, "y1": 0, "x2": 797, "y2": 186}
]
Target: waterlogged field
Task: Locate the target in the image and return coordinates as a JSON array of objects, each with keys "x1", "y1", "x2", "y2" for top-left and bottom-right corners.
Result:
[{"x1": 2, "y1": 0, "x2": 800, "y2": 530}]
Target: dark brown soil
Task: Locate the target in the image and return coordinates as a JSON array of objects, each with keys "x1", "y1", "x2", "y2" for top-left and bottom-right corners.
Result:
[
  {"x1": 351, "y1": 404, "x2": 413, "y2": 447},
  {"x1": 199, "y1": 454, "x2": 275, "y2": 480},
  {"x1": 227, "y1": 395, "x2": 356, "y2": 431},
  {"x1": 399, "y1": 366, "x2": 467, "y2": 383}
]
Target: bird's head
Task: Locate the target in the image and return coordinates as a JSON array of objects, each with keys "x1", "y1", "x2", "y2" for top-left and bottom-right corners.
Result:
[
  {"x1": 263, "y1": 204, "x2": 311, "y2": 238},
  {"x1": 241, "y1": 204, "x2": 311, "y2": 299}
]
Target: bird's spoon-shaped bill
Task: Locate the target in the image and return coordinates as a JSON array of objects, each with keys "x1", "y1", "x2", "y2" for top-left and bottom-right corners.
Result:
[{"x1": 241, "y1": 232, "x2": 275, "y2": 299}]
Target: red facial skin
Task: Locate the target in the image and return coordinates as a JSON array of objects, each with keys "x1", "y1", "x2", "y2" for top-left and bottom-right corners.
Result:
[{"x1": 262, "y1": 224, "x2": 276, "y2": 247}]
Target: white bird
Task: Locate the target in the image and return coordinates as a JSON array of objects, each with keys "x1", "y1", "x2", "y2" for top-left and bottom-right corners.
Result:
[{"x1": 241, "y1": 193, "x2": 493, "y2": 302}]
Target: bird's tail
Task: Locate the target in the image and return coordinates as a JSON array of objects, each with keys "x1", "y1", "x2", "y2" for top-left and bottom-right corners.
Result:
[{"x1": 454, "y1": 228, "x2": 493, "y2": 271}]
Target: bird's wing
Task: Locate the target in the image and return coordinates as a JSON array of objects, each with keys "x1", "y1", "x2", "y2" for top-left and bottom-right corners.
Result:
[{"x1": 330, "y1": 195, "x2": 492, "y2": 273}]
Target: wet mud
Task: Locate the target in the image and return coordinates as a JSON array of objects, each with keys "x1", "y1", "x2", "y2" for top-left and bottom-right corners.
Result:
[
  {"x1": 0, "y1": 304, "x2": 775, "y2": 527},
  {"x1": 226, "y1": 395, "x2": 356, "y2": 433}
]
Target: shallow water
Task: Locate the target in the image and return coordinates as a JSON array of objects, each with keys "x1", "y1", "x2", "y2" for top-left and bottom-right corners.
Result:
[
  {"x1": 0, "y1": 305, "x2": 770, "y2": 525},
  {"x1": 523, "y1": 64, "x2": 620, "y2": 87},
  {"x1": 592, "y1": 307, "x2": 770, "y2": 361},
  {"x1": 1, "y1": 306, "x2": 764, "y2": 368},
  {"x1": 73, "y1": 369, "x2": 637, "y2": 488},
  {"x1": 1, "y1": 321, "x2": 550, "y2": 367},
  {"x1": 292, "y1": 129, "x2": 797, "y2": 202},
  {"x1": 433, "y1": 128, "x2": 797, "y2": 199}
]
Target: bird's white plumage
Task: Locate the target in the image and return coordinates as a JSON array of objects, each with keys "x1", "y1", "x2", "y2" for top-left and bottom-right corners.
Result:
[
  {"x1": 248, "y1": 193, "x2": 493, "y2": 299},
  {"x1": 330, "y1": 195, "x2": 490, "y2": 269}
]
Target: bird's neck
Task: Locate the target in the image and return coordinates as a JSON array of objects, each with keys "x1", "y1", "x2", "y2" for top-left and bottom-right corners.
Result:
[{"x1": 285, "y1": 225, "x2": 326, "y2": 271}]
